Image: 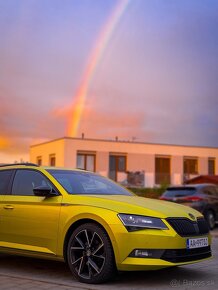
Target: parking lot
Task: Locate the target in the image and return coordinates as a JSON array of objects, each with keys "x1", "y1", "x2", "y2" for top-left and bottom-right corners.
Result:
[{"x1": 0, "y1": 227, "x2": 217, "y2": 290}]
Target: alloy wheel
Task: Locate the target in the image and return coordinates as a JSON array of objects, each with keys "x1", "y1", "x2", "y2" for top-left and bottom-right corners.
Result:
[
  {"x1": 67, "y1": 223, "x2": 116, "y2": 283},
  {"x1": 206, "y1": 211, "x2": 215, "y2": 230},
  {"x1": 69, "y1": 228, "x2": 106, "y2": 279}
]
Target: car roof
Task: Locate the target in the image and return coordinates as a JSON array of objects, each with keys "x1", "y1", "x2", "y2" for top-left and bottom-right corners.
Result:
[
  {"x1": 0, "y1": 164, "x2": 90, "y2": 174},
  {"x1": 167, "y1": 183, "x2": 216, "y2": 190},
  {"x1": 0, "y1": 163, "x2": 39, "y2": 169}
]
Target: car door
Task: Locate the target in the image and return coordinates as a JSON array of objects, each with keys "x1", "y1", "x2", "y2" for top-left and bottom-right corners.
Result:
[
  {"x1": 0, "y1": 169, "x2": 63, "y2": 256},
  {"x1": 203, "y1": 185, "x2": 218, "y2": 216},
  {"x1": 213, "y1": 186, "x2": 218, "y2": 219},
  {"x1": 0, "y1": 169, "x2": 15, "y2": 241}
]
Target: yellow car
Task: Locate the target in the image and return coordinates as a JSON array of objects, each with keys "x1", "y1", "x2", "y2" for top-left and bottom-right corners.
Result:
[{"x1": 0, "y1": 163, "x2": 212, "y2": 284}]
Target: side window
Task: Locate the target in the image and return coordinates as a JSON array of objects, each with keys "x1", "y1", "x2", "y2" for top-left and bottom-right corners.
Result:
[
  {"x1": 210, "y1": 186, "x2": 218, "y2": 197},
  {"x1": 0, "y1": 170, "x2": 14, "y2": 195},
  {"x1": 203, "y1": 186, "x2": 216, "y2": 196},
  {"x1": 12, "y1": 170, "x2": 53, "y2": 196}
]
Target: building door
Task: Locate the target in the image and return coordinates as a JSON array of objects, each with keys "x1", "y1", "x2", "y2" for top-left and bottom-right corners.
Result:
[
  {"x1": 109, "y1": 155, "x2": 126, "y2": 181},
  {"x1": 155, "y1": 156, "x2": 171, "y2": 185},
  {"x1": 183, "y1": 157, "x2": 198, "y2": 181},
  {"x1": 208, "y1": 158, "x2": 215, "y2": 175}
]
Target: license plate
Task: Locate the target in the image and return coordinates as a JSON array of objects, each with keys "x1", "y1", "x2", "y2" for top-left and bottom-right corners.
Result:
[{"x1": 186, "y1": 237, "x2": 208, "y2": 249}]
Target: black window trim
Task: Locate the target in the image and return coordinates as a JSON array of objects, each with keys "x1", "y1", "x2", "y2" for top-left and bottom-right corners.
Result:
[{"x1": 0, "y1": 169, "x2": 16, "y2": 195}]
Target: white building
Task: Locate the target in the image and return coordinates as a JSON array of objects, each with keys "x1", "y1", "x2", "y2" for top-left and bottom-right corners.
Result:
[{"x1": 30, "y1": 137, "x2": 218, "y2": 187}]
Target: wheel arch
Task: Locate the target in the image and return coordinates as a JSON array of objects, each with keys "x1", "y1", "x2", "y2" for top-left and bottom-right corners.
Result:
[
  {"x1": 203, "y1": 207, "x2": 217, "y2": 229},
  {"x1": 63, "y1": 217, "x2": 119, "y2": 263},
  {"x1": 203, "y1": 207, "x2": 217, "y2": 219}
]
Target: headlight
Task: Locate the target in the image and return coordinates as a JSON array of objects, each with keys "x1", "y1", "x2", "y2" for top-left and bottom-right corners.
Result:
[{"x1": 118, "y1": 214, "x2": 168, "y2": 231}]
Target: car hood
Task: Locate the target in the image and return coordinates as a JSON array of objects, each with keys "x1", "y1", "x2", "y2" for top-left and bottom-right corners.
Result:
[{"x1": 65, "y1": 194, "x2": 202, "y2": 219}]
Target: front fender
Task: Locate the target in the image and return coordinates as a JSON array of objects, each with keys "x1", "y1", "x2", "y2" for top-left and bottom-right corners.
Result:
[{"x1": 56, "y1": 205, "x2": 122, "y2": 263}]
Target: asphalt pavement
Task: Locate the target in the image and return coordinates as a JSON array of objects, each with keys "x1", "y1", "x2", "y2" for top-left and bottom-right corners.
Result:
[{"x1": 0, "y1": 228, "x2": 217, "y2": 290}]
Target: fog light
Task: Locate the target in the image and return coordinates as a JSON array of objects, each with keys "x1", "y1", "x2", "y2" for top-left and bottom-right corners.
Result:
[
  {"x1": 129, "y1": 249, "x2": 164, "y2": 258},
  {"x1": 135, "y1": 250, "x2": 151, "y2": 257}
]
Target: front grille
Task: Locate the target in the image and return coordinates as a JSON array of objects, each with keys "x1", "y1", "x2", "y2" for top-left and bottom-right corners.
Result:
[
  {"x1": 161, "y1": 246, "x2": 211, "y2": 263},
  {"x1": 198, "y1": 218, "x2": 210, "y2": 233},
  {"x1": 166, "y1": 217, "x2": 209, "y2": 237}
]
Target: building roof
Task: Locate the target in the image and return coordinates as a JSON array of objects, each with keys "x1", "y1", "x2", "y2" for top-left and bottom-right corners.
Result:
[
  {"x1": 30, "y1": 136, "x2": 218, "y2": 150},
  {"x1": 185, "y1": 175, "x2": 218, "y2": 185}
]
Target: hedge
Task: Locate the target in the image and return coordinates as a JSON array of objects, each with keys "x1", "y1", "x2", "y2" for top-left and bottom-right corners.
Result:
[{"x1": 127, "y1": 186, "x2": 167, "y2": 199}]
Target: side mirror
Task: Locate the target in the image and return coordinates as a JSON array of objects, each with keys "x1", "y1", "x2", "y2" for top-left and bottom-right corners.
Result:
[{"x1": 33, "y1": 186, "x2": 58, "y2": 197}]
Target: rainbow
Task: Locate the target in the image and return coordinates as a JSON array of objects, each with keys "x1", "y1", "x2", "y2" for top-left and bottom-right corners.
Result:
[{"x1": 67, "y1": 0, "x2": 131, "y2": 137}]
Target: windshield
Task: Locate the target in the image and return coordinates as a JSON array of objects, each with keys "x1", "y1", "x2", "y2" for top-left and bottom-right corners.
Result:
[
  {"x1": 163, "y1": 187, "x2": 196, "y2": 197},
  {"x1": 47, "y1": 169, "x2": 133, "y2": 196}
]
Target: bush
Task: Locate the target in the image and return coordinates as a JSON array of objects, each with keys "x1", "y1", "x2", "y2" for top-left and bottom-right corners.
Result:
[{"x1": 127, "y1": 187, "x2": 166, "y2": 199}]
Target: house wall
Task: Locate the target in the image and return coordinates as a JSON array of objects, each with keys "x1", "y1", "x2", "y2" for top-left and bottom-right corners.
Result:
[
  {"x1": 199, "y1": 157, "x2": 208, "y2": 175},
  {"x1": 171, "y1": 156, "x2": 183, "y2": 185},
  {"x1": 30, "y1": 139, "x2": 65, "y2": 166},
  {"x1": 96, "y1": 151, "x2": 109, "y2": 177},
  {"x1": 30, "y1": 137, "x2": 218, "y2": 187}
]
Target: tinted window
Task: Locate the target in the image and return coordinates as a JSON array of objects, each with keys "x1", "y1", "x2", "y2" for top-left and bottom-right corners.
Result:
[
  {"x1": 163, "y1": 187, "x2": 196, "y2": 197},
  {"x1": 12, "y1": 170, "x2": 53, "y2": 196},
  {"x1": 47, "y1": 169, "x2": 133, "y2": 196},
  {"x1": 202, "y1": 186, "x2": 217, "y2": 196},
  {"x1": 0, "y1": 170, "x2": 14, "y2": 195}
]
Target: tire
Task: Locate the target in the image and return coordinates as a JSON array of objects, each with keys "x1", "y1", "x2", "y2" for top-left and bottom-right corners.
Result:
[
  {"x1": 205, "y1": 210, "x2": 216, "y2": 230},
  {"x1": 67, "y1": 222, "x2": 116, "y2": 284}
]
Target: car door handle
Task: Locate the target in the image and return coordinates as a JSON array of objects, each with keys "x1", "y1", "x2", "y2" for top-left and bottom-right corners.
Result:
[{"x1": 3, "y1": 205, "x2": 14, "y2": 210}]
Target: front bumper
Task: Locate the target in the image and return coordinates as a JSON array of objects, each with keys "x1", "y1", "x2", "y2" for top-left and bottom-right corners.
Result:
[{"x1": 109, "y1": 223, "x2": 212, "y2": 271}]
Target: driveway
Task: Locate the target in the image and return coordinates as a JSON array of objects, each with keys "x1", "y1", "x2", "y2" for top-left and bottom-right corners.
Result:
[{"x1": 0, "y1": 227, "x2": 217, "y2": 290}]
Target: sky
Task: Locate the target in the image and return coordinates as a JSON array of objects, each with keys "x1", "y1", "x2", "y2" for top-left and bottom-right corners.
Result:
[{"x1": 0, "y1": 0, "x2": 218, "y2": 163}]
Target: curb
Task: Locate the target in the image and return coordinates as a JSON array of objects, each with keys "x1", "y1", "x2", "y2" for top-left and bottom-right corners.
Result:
[
  {"x1": 211, "y1": 230, "x2": 218, "y2": 238},
  {"x1": 212, "y1": 234, "x2": 218, "y2": 238}
]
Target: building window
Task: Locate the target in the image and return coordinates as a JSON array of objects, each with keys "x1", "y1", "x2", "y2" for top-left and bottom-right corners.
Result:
[
  {"x1": 208, "y1": 158, "x2": 215, "y2": 175},
  {"x1": 109, "y1": 154, "x2": 126, "y2": 181},
  {"x1": 184, "y1": 157, "x2": 198, "y2": 178},
  {"x1": 155, "y1": 156, "x2": 171, "y2": 185},
  {"x1": 49, "y1": 154, "x2": 56, "y2": 167},
  {"x1": 36, "y1": 156, "x2": 42, "y2": 166},
  {"x1": 77, "y1": 152, "x2": 96, "y2": 172}
]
